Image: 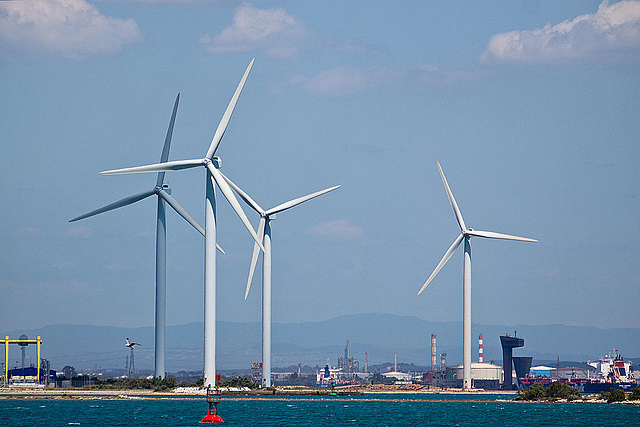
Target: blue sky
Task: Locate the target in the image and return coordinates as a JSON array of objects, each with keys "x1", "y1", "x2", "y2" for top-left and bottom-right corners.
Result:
[{"x1": 1, "y1": 0, "x2": 639, "y2": 333}]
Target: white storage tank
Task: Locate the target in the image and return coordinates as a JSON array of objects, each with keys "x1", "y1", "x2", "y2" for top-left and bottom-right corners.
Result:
[{"x1": 453, "y1": 362, "x2": 502, "y2": 381}]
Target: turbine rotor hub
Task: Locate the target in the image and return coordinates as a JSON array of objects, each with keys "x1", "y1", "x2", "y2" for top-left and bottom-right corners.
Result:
[{"x1": 205, "y1": 156, "x2": 222, "y2": 168}]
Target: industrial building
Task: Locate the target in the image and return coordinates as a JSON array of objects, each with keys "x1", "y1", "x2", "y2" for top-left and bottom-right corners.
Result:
[
  {"x1": 421, "y1": 332, "x2": 537, "y2": 390},
  {"x1": 316, "y1": 340, "x2": 372, "y2": 386},
  {"x1": 453, "y1": 362, "x2": 502, "y2": 389}
]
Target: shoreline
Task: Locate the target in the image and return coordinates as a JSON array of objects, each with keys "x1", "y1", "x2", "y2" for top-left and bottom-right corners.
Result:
[
  {"x1": 3, "y1": 385, "x2": 638, "y2": 404},
  {"x1": 0, "y1": 385, "x2": 517, "y2": 397},
  {"x1": 4, "y1": 386, "x2": 638, "y2": 404}
]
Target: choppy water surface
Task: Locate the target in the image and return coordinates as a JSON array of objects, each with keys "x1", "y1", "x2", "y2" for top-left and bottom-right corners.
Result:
[{"x1": 1, "y1": 394, "x2": 639, "y2": 426}]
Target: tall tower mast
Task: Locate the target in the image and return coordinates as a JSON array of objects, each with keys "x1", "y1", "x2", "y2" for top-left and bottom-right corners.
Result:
[{"x1": 431, "y1": 334, "x2": 437, "y2": 371}]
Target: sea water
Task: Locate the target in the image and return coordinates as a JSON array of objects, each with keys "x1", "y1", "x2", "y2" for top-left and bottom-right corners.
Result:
[{"x1": 1, "y1": 394, "x2": 639, "y2": 426}]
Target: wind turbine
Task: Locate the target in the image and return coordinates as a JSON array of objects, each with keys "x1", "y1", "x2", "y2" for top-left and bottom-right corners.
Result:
[
  {"x1": 418, "y1": 162, "x2": 537, "y2": 389},
  {"x1": 221, "y1": 174, "x2": 340, "y2": 387},
  {"x1": 100, "y1": 59, "x2": 264, "y2": 387},
  {"x1": 70, "y1": 94, "x2": 223, "y2": 379}
]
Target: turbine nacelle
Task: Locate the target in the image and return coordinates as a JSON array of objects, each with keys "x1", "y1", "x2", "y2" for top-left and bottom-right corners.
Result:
[
  {"x1": 153, "y1": 184, "x2": 171, "y2": 195},
  {"x1": 203, "y1": 157, "x2": 222, "y2": 169}
]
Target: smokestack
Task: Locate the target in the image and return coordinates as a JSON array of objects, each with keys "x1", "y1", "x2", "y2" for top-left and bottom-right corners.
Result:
[
  {"x1": 479, "y1": 334, "x2": 484, "y2": 363},
  {"x1": 394, "y1": 353, "x2": 397, "y2": 372},
  {"x1": 431, "y1": 334, "x2": 437, "y2": 371},
  {"x1": 365, "y1": 352, "x2": 368, "y2": 373}
]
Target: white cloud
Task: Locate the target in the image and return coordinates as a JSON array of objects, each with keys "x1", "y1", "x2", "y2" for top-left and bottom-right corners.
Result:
[
  {"x1": 413, "y1": 63, "x2": 488, "y2": 85},
  {"x1": 201, "y1": 3, "x2": 306, "y2": 58},
  {"x1": 324, "y1": 35, "x2": 374, "y2": 55},
  {"x1": 290, "y1": 67, "x2": 368, "y2": 96},
  {"x1": 289, "y1": 66, "x2": 400, "y2": 97},
  {"x1": 308, "y1": 219, "x2": 363, "y2": 240},
  {"x1": 286, "y1": 64, "x2": 483, "y2": 97},
  {"x1": 481, "y1": 1, "x2": 640, "y2": 64},
  {"x1": 0, "y1": 0, "x2": 142, "y2": 59}
]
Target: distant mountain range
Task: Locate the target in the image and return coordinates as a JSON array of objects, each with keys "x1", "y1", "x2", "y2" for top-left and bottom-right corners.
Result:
[{"x1": 7, "y1": 313, "x2": 640, "y2": 373}]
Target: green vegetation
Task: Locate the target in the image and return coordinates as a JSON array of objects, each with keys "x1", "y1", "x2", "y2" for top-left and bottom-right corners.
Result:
[
  {"x1": 630, "y1": 388, "x2": 640, "y2": 401},
  {"x1": 90, "y1": 377, "x2": 176, "y2": 392},
  {"x1": 218, "y1": 376, "x2": 259, "y2": 389},
  {"x1": 517, "y1": 383, "x2": 545, "y2": 400},
  {"x1": 517, "y1": 382, "x2": 581, "y2": 401},
  {"x1": 600, "y1": 388, "x2": 626, "y2": 403}
]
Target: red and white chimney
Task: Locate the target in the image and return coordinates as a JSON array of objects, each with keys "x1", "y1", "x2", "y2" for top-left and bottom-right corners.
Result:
[{"x1": 478, "y1": 334, "x2": 484, "y2": 363}]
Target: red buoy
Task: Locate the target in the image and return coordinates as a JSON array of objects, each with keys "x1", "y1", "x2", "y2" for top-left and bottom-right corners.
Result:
[{"x1": 200, "y1": 380, "x2": 223, "y2": 423}]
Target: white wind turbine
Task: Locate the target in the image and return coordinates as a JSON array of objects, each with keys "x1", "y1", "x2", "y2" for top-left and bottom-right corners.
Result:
[
  {"x1": 221, "y1": 175, "x2": 340, "y2": 387},
  {"x1": 418, "y1": 162, "x2": 537, "y2": 389},
  {"x1": 100, "y1": 59, "x2": 264, "y2": 387},
  {"x1": 70, "y1": 94, "x2": 223, "y2": 378}
]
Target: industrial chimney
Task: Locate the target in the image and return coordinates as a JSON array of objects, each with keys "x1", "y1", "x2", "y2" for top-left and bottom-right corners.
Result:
[
  {"x1": 431, "y1": 334, "x2": 437, "y2": 371},
  {"x1": 479, "y1": 334, "x2": 483, "y2": 363}
]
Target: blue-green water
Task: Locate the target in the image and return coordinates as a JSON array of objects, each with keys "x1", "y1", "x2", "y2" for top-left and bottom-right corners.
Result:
[{"x1": 1, "y1": 394, "x2": 639, "y2": 426}]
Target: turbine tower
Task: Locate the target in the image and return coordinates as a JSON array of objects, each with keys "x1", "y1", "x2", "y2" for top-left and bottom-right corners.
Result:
[
  {"x1": 70, "y1": 94, "x2": 222, "y2": 379},
  {"x1": 418, "y1": 162, "x2": 537, "y2": 389},
  {"x1": 221, "y1": 176, "x2": 340, "y2": 387},
  {"x1": 101, "y1": 59, "x2": 264, "y2": 387}
]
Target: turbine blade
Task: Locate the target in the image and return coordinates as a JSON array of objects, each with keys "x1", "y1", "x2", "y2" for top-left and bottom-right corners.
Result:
[
  {"x1": 265, "y1": 185, "x2": 341, "y2": 216},
  {"x1": 437, "y1": 162, "x2": 466, "y2": 231},
  {"x1": 418, "y1": 233, "x2": 464, "y2": 295},
  {"x1": 466, "y1": 229, "x2": 538, "y2": 243},
  {"x1": 158, "y1": 189, "x2": 224, "y2": 254},
  {"x1": 69, "y1": 189, "x2": 155, "y2": 222},
  {"x1": 206, "y1": 59, "x2": 255, "y2": 159},
  {"x1": 207, "y1": 163, "x2": 265, "y2": 252},
  {"x1": 245, "y1": 216, "x2": 266, "y2": 300},
  {"x1": 157, "y1": 93, "x2": 180, "y2": 187},
  {"x1": 218, "y1": 170, "x2": 264, "y2": 214},
  {"x1": 101, "y1": 159, "x2": 204, "y2": 175},
  {"x1": 158, "y1": 189, "x2": 204, "y2": 236}
]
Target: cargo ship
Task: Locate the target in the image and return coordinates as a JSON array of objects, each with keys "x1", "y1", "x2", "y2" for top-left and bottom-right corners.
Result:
[
  {"x1": 519, "y1": 350, "x2": 638, "y2": 393},
  {"x1": 578, "y1": 350, "x2": 637, "y2": 393}
]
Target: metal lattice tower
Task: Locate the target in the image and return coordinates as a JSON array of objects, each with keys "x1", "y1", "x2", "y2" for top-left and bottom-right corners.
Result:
[{"x1": 128, "y1": 347, "x2": 136, "y2": 378}]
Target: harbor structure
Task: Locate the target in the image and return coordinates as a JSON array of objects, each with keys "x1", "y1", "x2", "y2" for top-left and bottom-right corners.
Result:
[
  {"x1": 500, "y1": 334, "x2": 525, "y2": 390},
  {"x1": 2, "y1": 336, "x2": 42, "y2": 386}
]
